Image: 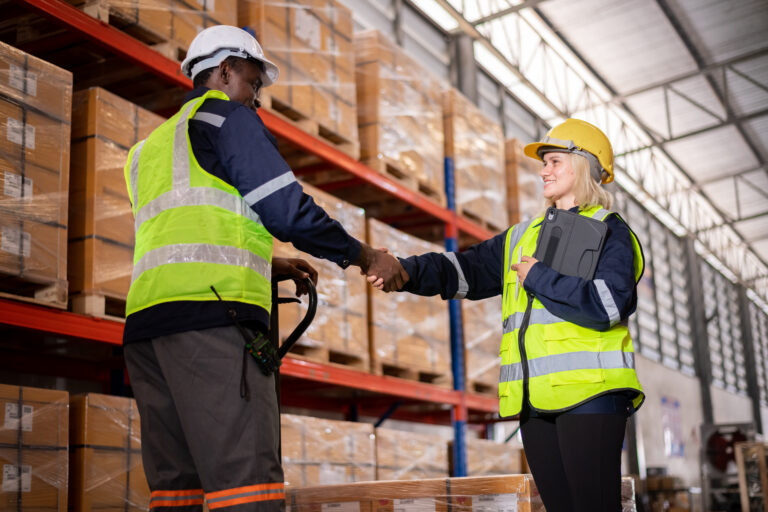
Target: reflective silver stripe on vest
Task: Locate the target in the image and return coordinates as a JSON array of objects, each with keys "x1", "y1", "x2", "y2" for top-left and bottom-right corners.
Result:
[
  {"x1": 129, "y1": 140, "x2": 145, "y2": 209},
  {"x1": 243, "y1": 172, "x2": 297, "y2": 206},
  {"x1": 192, "y1": 111, "x2": 225, "y2": 127},
  {"x1": 503, "y1": 307, "x2": 565, "y2": 334},
  {"x1": 594, "y1": 279, "x2": 620, "y2": 327},
  {"x1": 206, "y1": 488, "x2": 283, "y2": 505},
  {"x1": 173, "y1": 102, "x2": 198, "y2": 188},
  {"x1": 443, "y1": 252, "x2": 468, "y2": 299},
  {"x1": 592, "y1": 208, "x2": 611, "y2": 221},
  {"x1": 506, "y1": 219, "x2": 534, "y2": 271},
  {"x1": 132, "y1": 244, "x2": 271, "y2": 283},
  {"x1": 135, "y1": 188, "x2": 261, "y2": 231},
  {"x1": 499, "y1": 351, "x2": 635, "y2": 382}
]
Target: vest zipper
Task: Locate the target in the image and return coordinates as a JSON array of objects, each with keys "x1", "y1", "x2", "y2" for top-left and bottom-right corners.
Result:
[{"x1": 518, "y1": 292, "x2": 535, "y2": 400}]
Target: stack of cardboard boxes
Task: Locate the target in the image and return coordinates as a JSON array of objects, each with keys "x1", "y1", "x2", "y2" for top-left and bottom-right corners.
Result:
[
  {"x1": 0, "y1": 42, "x2": 72, "y2": 307},
  {"x1": 355, "y1": 30, "x2": 445, "y2": 204},
  {"x1": 443, "y1": 88, "x2": 507, "y2": 231},
  {"x1": 281, "y1": 414, "x2": 375, "y2": 488},
  {"x1": 462, "y1": 296, "x2": 502, "y2": 396},
  {"x1": 374, "y1": 428, "x2": 449, "y2": 481},
  {"x1": 238, "y1": 0, "x2": 357, "y2": 148},
  {"x1": 505, "y1": 138, "x2": 543, "y2": 225},
  {"x1": 68, "y1": 87, "x2": 165, "y2": 317},
  {"x1": 449, "y1": 438, "x2": 522, "y2": 476},
  {"x1": 274, "y1": 182, "x2": 368, "y2": 369},
  {"x1": 367, "y1": 219, "x2": 450, "y2": 384},
  {"x1": 69, "y1": 393, "x2": 149, "y2": 511},
  {"x1": 0, "y1": 384, "x2": 69, "y2": 510}
]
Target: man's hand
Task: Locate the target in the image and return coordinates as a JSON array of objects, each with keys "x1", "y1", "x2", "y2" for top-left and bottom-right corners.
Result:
[
  {"x1": 356, "y1": 244, "x2": 409, "y2": 292},
  {"x1": 510, "y1": 255, "x2": 538, "y2": 287},
  {"x1": 272, "y1": 257, "x2": 319, "y2": 296}
]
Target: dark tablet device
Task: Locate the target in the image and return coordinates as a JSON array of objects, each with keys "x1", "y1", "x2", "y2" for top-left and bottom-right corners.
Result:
[{"x1": 533, "y1": 207, "x2": 608, "y2": 280}]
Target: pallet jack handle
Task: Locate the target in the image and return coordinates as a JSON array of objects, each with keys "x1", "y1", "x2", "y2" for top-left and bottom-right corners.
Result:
[{"x1": 274, "y1": 277, "x2": 317, "y2": 360}]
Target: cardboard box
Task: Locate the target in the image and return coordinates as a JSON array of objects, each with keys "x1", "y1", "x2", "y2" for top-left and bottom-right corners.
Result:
[
  {"x1": 449, "y1": 438, "x2": 521, "y2": 476},
  {"x1": 462, "y1": 296, "x2": 502, "y2": 393},
  {"x1": 375, "y1": 428, "x2": 448, "y2": 481},
  {"x1": 448, "y1": 475, "x2": 542, "y2": 512},
  {"x1": 367, "y1": 219, "x2": 450, "y2": 379},
  {"x1": 281, "y1": 414, "x2": 375, "y2": 488},
  {"x1": 68, "y1": 88, "x2": 164, "y2": 301},
  {"x1": 355, "y1": 31, "x2": 444, "y2": 200},
  {"x1": 443, "y1": 89, "x2": 506, "y2": 229},
  {"x1": 69, "y1": 394, "x2": 149, "y2": 512},
  {"x1": 505, "y1": 138, "x2": 543, "y2": 225},
  {"x1": 274, "y1": 182, "x2": 368, "y2": 366},
  {"x1": 0, "y1": 384, "x2": 69, "y2": 511}
]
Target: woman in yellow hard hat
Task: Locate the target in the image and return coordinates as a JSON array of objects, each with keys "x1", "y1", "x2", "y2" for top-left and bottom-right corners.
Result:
[{"x1": 369, "y1": 118, "x2": 645, "y2": 512}]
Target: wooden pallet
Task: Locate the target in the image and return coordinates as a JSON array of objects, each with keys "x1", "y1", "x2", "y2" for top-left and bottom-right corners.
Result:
[
  {"x1": 264, "y1": 92, "x2": 361, "y2": 162},
  {"x1": 73, "y1": 0, "x2": 171, "y2": 46},
  {"x1": 363, "y1": 157, "x2": 446, "y2": 207},
  {"x1": 0, "y1": 275, "x2": 67, "y2": 310},
  {"x1": 70, "y1": 293, "x2": 127, "y2": 321},
  {"x1": 150, "y1": 41, "x2": 187, "y2": 62},
  {"x1": 457, "y1": 207, "x2": 507, "y2": 234},
  {"x1": 286, "y1": 343, "x2": 368, "y2": 372},
  {"x1": 373, "y1": 361, "x2": 452, "y2": 388},
  {"x1": 467, "y1": 380, "x2": 496, "y2": 397}
]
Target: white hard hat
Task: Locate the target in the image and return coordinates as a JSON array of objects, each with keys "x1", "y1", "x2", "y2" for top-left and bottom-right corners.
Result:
[{"x1": 181, "y1": 25, "x2": 279, "y2": 87}]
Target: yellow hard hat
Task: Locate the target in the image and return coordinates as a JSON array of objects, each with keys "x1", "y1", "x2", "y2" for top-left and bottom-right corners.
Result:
[{"x1": 523, "y1": 118, "x2": 614, "y2": 184}]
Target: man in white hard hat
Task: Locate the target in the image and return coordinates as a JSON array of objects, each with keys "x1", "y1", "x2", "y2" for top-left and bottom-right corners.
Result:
[{"x1": 123, "y1": 25, "x2": 407, "y2": 511}]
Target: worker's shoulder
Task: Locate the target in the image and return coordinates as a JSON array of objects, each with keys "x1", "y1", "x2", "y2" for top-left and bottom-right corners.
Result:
[{"x1": 196, "y1": 98, "x2": 265, "y2": 127}]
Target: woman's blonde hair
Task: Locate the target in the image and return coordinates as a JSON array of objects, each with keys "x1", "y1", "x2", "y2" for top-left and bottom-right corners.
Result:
[{"x1": 543, "y1": 153, "x2": 613, "y2": 211}]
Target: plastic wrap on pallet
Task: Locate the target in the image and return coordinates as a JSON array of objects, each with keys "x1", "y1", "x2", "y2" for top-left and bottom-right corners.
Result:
[
  {"x1": 289, "y1": 474, "x2": 544, "y2": 512},
  {"x1": 0, "y1": 384, "x2": 69, "y2": 510},
  {"x1": 462, "y1": 296, "x2": 501, "y2": 396},
  {"x1": 238, "y1": 0, "x2": 358, "y2": 144},
  {"x1": 448, "y1": 438, "x2": 521, "y2": 476},
  {"x1": 505, "y1": 138, "x2": 543, "y2": 225},
  {"x1": 374, "y1": 428, "x2": 449, "y2": 481},
  {"x1": 354, "y1": 30, "x2": 445, "y2": 204},
  {"x1": 281, "y1": 414, "x2": 375, "y2": 488},
  {"x1": 69, "y1": 393, "x2": 150, "y2": 511},
  {"x1": 621, "y1": 476, "x2": 637, "y2": 512},
  {"x1": 273, "y1": 182, "x2": 368, "y2": 367},
  {"x1": 68, "y1": 87, "x2": 164, "y2": 309},
  {"x1": 367, "y1": 219, "x2": 450, "y2": 383},
  {"x1": 0, "y1": 41, "x2": 71, "y2": 307},
  {"x1": 443, "y1": 88, "x2": 506, "y2": 230}
]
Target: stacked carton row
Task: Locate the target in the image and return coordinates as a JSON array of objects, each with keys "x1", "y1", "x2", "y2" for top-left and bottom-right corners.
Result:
[
  {"x1": 505, "y1": 138, "x2": 543, "y2": 225},
  {"x1": 0, "y1": 43, "x2": 72, "y2": 308},
  {"x1": 463, "y1": 296, "x2": 503, "y2": 395}
]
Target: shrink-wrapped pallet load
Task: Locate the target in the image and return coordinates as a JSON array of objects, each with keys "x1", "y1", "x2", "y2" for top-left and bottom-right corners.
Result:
[
  {"x1": 353, "y1": 30, "x2": 445, "y2": 205},
  {"x1": 374, "y1": 428, "x2": 448, "y2": 481},
  {"x1": 0, "y1": 42, "x2": 72, "y2": 308},
  {"x1": 448, "y1": 437, "x2": 522, "y2": 476},
  {"x1": 0, "y1": 384, "x2": 69, "y2": 510},
  {"x1": 68, "y1": 87, "x2": 165, "y2": 317},
  {"x1": 69, "y1": 393, "x2": 149, "y2": 511},
  {"x1": 506, "y1": 138, "x2": 543, "y2": 225},
  {"x1": 238, "y1": 0, "x2": 358, "y2": 154},
  {"x1": 367, "y1": 219, "x2": 450, "y2": 384},
  {"x1": 281, "y1": 414, "x2": 375, "y2": 488},
  {"x1": 274, "y1": 182, "x2": 368, "y2": 369},
  {"x1": 462, "y1": 296, "x2": 501, "y2": 396},
  {"x1": 288, "y1": 474, "x2": 543, "y2": 512},
  {"x1": 443, "y1": 88, "x2": 506, "y2": 232}
]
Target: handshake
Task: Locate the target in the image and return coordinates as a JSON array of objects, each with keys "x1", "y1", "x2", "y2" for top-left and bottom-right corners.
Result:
[{"x1": 356, "y1": 243, "x2": 409, "y2": 292}]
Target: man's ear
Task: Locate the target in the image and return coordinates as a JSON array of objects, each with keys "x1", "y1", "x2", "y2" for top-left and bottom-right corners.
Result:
[{"x1": 218, "y1": 60, "x2": 230, "y2": 85}]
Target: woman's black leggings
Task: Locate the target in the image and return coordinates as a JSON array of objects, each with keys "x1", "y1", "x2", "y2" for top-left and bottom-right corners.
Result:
[{"x1": 520, "y1": 412, "x2": 628, "y2": 512}]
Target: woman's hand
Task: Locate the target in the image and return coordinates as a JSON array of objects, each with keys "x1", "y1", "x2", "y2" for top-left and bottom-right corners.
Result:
[
  {"x1": 510, "y1": 256, "x2": 539, "y2": 287},
  {"x1": 272, "y1": 257, "x2": 319, "y2": 296}
]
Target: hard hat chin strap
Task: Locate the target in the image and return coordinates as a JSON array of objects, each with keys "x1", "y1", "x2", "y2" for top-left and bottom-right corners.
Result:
[{"x1": 538, "y1": 136, "x2": 604, "y2": 184}]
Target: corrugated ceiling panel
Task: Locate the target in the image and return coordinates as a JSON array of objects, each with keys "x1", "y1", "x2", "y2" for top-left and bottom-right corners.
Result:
[
  {"x1": 736, "y1": 214, "x2": 768, "y2": 244},
  {"x1": 750, "y1": 239, "x2": 768, "y2": 264},
  {"x1": 625, "y1": 88, "x2": 671, "y2": 139},
  {"x1": 665, "y1": 125, "x2": 759, "y2": 182},
  {"x1": 726, "y1": 56, "x2": 768, "y2": 117},
  {"x1": 671, "y1": 0, "x2": 768, "y2": 64},
  {"x1": 667, "y1": 75, "x2": 726, "y2": 135},
  {"x1": 539, "y1": 0, "x2": 697, "y2": 94},
  {"x1": 743, "y1": 116, "x2": 768, "y2": 162}
]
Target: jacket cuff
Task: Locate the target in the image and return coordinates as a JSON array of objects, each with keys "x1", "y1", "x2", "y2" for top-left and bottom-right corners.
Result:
[
  {"x1": 523, "y1": 261, "x2": 548, "y2": 294},
  {"x1": 340, "y1": 238, "x2": 362, "y2": 269}
]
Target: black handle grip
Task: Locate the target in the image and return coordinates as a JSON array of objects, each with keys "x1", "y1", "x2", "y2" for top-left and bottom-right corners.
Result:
[{"x1": 277, "y1": 278, "x2": 317, "y2": 359}]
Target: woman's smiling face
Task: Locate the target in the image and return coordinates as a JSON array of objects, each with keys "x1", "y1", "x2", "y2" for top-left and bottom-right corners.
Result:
[{"x1": 540, "y1": 151, "x2": 577, "y2": 204}]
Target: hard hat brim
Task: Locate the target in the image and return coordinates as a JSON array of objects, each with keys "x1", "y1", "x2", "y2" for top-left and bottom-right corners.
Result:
[
  {"x1": 260, "y1": 58, "x2": 279, "y2": 87},
  {"x1": 523, "y1": 142, "x2": 569, "y2": 162}
]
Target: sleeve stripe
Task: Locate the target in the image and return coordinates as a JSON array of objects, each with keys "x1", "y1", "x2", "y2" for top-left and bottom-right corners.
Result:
[
  {"x1": 243, "y1": 172, "x2": 297, "y2": 206},
  {"x1": 443, "y1": 252, "x2": 468, "y2": 299},
  {"x1": 192, "y1": 111, "x2": 226, "y2": 127},
  {"x1": 594, "y1": 279, "x2": 620, "y2": 326}
]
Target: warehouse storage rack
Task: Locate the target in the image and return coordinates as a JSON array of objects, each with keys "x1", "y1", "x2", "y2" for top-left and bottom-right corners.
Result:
[{"x1": 0, "y1": 0, "x2": 502, "y2": 476}]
